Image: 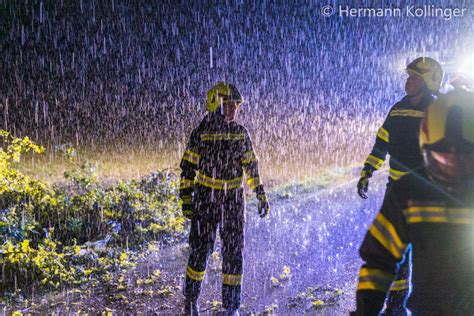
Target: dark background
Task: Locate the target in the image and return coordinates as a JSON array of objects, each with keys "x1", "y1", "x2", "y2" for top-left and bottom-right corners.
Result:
[{"x1": 1, "y1": 0, "x2": 473, "y2": 152}]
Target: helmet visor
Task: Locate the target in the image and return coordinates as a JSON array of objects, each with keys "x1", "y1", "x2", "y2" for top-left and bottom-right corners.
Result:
[{"x1": 222, "y1": 99, "x2": 243, "y2": 107}]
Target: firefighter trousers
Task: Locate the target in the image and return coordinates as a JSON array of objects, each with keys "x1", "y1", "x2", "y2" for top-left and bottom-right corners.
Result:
[
  {"x1": 383, "y1": 180, "x2": 410, "y2": 315},
  {"x1": 184, "y1": 185, "x2": 245, "y2": 310}
]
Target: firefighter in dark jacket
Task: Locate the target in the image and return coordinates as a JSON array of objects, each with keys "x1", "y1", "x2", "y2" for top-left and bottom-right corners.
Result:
[
  {"x1": 352, "y1": 89, "x2": 474, "y2": 315},
  {"x1": 357, "y1": 57, "x2": 443, "y2": 313},
  {"x1": 179, "y1": 82, "x2": 270, "y2": 315},
  {"x1": 358, "y1": 57, "x2": 443, "y2": 194}
]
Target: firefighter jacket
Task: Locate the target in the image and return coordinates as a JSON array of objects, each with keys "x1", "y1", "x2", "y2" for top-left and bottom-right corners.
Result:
[
  {"x1": 179, "y1": 112, "x2": 265, "y2": 207},
  {"x1": 355, "y1": 171, "x2": 474, "y2": 315},
  {"x1": 363, "y1": 94, "x2": 434, "y2": 181}
]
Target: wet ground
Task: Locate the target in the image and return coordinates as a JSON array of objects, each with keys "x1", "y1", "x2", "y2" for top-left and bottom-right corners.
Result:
[{"x1": 150, "y1": 173, "x2": 387, "y2": 315}]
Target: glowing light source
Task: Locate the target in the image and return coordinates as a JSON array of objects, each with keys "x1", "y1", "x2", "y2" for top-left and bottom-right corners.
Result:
[{"x1": 457, "y1": 54, "x2": 474, "y2": 77}]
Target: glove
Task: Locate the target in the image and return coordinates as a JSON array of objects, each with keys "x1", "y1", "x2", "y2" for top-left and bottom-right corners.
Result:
[
  {"x1": 351, "y1": 292, "x2": 386, "y2": 315},
  {"x1": 257, "y1": 193, "x2": 270, "y2": 218},
  {"x1": 357, "y1": 166, "x2": 375, "y2": 199},
  {"x1": 182, "y1": 203, "x2": 194, "y2": 220}
]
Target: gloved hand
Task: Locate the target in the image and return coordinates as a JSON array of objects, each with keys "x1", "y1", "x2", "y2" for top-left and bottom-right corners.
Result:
[
  {"x1": 357, "y1": 166, "x2": 375, "y2": 199},
  {"x1": 351, "y1": 292, "x2": 386, "y2": 315},
  {"x1": 182, "y1": 203, "x2": 194, "y2": 220},
  {"x1": 257, "y1": 193, "x2": 270, "y2": 218}
]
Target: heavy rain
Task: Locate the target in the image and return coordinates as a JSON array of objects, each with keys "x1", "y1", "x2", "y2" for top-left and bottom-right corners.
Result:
[{"x1": 1, "y1": 0, "x2": 474, "y2": 315}]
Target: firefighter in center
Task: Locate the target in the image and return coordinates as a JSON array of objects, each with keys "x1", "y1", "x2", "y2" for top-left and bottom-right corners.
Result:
[{"x1": 179, "y1": 82, "x2": 270, "y2": 315}]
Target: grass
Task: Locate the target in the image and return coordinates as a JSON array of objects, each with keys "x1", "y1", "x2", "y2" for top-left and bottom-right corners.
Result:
[
  {"x1": 269, "y1": 165, "x2": 359, "y2": 199},
  {"x1": 16, "y1": 145, "x2": 181, "y2": 186}
]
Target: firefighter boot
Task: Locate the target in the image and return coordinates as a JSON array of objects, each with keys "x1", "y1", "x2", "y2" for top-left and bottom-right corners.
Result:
[
  {"x1": 222, "y1": 284, "x2": 241, "y2": 315},
  {"x1": 183, "y1": 276, "x2": 202, "y2": 315},
  {"x1": 223, "y1": 309, "x2": 240, "y2": 316},
  {"x1": 183, "y1": 300, "x2": 199, "y2": 316},
  {"x1": 383, "y1": 289, "x2": 408, "y2": 316}
]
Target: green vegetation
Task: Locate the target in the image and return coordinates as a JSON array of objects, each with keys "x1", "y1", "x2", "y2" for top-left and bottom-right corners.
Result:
[{"x1": 0, "y1": 131, "x2": 186, "y2": 302}]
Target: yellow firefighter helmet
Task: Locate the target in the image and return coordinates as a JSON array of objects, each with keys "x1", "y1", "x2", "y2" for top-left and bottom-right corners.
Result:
[
  {"x1": 206, "y1": 82, "x2": 244, "y2": 113},
  {"x1": 419, "y1": 89, "x2": 474, "y2": 187},
  {"x1": 406, "y1": 57, "x2": 443, "y2": 92}
]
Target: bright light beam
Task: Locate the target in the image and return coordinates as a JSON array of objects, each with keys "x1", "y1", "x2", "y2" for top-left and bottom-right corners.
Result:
[{"x1": 457, "y1": 54, "x2": 474, "y2": 77}]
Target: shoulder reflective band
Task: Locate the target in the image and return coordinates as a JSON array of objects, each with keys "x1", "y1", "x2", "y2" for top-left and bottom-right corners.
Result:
[
  {"x1": 357, "y1": 267, "x2": 395, "y2": 292},
  {"x1": 200, "y1": 133, "x2": 245, "y2": 141},
  {"x1": 369, "y1": 212, "x2": 407, "y2": 260},
  {"x1": 182, "y1": 149, "x2": 201, "y2": 165},
  {"x1": 389, "y1": 168, "x2": 409, "y2": 181},
  {"x1": 365, "y1": 154, "x2": 384, "y2": 170},
  {"x1": 404, "y1": 206, "x2": 473, "y2": 225},
  {"x1": 390, "y1": 109, "x2": 424, "y2": 118},
  {"x1": 377, "y1": 127, "x2": 389, "y2": 143},
  {"x1": 222, "y1": 273, "x2": 243, "y2": 286},
  {"x1": 196, "y1": 172, "x2": 243, "y2": 190},
  {"x1": 186, "y1": 265, "x2": 205, "y2": 281},
  {"x1": 247, "y1": 177, "x2": 261, "y2": 190},
  {"x1": 179, "y1": 179, "x2": 194, "y2": 190},
  {"x1": 389, "y1": 279, "x2": 409, "y2": 292},
  {"x1": 242, "y1": 150, "x2": 257, "y2": 164}
]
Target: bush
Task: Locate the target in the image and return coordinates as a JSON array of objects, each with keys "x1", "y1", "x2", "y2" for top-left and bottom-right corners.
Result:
[{"x1": 0, "y1": 130, "x2": 186, "y2": 297}]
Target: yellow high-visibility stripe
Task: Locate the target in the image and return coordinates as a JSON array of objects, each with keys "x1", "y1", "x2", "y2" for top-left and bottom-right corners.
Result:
[
  {"x1": 365, "y1": 154, "x2": 384, "y2": 170},
  {"x1": 369, "y1": 213, "x2": 407, "y2": 260},
  {"x1": 186, "y1": 149, "x2": 201, "y2": 158},
  {"x1": 247, "y1": 177, "x2": 261, "y2": 190},
  {"x1": 200, "y1": 133, "x2": 245, "y2": 141},
  {"x1": 408, "y1": 216, "x2": 449, "y2": 223},
  {"x1": 390, "y1": 109, "x2": 424, "y2": 118},
  {"x1": 377, "y1": 127, "x2": 389, "y2": 143},
  {"x1": 186, "y1": 266, "x2": 205, "y2": 281},
  {"x1": 222, "y1": 273, "x2": 242, "y2": 286},
  {"x1": 390, "y1": 279, "x2": 409, "y2": 291},
  {"x1": 358, "y1": 282, "x2": 386, "y2": 291},
  {"x1": 357, "y1": 267, "x2": 394, "y2": 292},
  {"x1": 182, "y1": 149, "x2": 201, "y2": 165},
  {"x1": 389, "y1": 168, "x2": 409, "y2": 181},
  {"x1": 196, "y1": 172, "x2": 243, "y2": 190},
  {"x1": 181, "y1": 195, "x2": 192, "y2": 204},
  {"x1": 242, "y1": 150, "x2": 257, "y2": 164},
  {"x1": 179, "y1": 179, "x2": 194, "y2": 190},
  {"x1": 404, "y1": 206, "x2": 473, "y2": 225}
]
